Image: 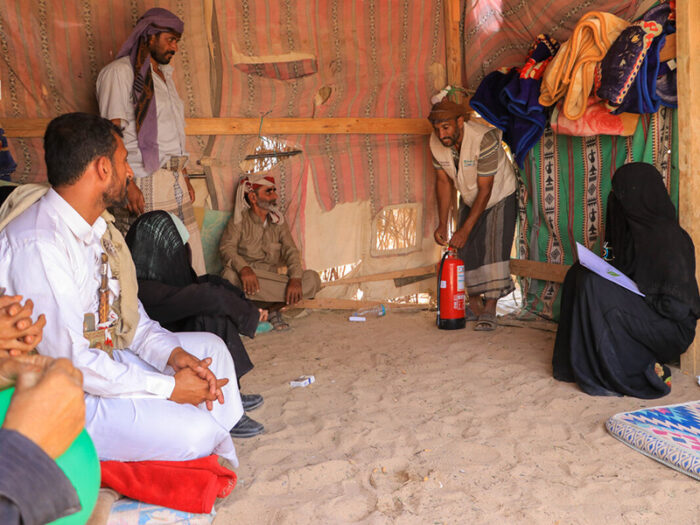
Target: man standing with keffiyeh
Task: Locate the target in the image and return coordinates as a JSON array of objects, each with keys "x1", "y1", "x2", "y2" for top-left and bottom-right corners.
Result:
[{"x1": 96, "y1": 7, "x2": 206, "y2": 275}]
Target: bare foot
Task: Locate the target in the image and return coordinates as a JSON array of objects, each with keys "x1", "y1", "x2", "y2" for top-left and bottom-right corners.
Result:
[{"x1": 258, "y1": 309, "x2": 269, "y2": 322}]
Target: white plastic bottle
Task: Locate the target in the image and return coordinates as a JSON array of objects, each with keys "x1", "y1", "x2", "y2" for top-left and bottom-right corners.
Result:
[{"x1": 349, "y1": 304, "x2": 386, "y2": 321}]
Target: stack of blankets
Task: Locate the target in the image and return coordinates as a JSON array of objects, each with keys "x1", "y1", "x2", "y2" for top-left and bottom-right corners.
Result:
[{"x1": 470, "y1": 3, "x2": 677, "y2": 165}]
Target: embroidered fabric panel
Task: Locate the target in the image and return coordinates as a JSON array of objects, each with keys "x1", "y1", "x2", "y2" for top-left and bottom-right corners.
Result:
[{"x1": 518, "y1": 107, "x2": 677, "y2": 321}]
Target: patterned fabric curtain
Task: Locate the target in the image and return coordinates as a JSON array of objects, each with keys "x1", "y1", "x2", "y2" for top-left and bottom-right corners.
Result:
[
  {"x1": 518, "y1": 107, "x2": 677, "y2": 321},
  {"x1": 0, "y1": 0, "x2": 446, "y2": 254}
]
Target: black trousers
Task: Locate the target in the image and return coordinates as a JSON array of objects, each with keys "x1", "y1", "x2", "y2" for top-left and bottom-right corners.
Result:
[{"x1": 139, "y1": 275, "x2": 258, "y2": 386}]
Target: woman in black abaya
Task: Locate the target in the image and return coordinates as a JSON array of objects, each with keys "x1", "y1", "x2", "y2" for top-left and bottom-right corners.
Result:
[
  {"x1": 126, "y1": 211, "x2": 267, "y2": 436},
  {"x1": 552, "y1": 163, "x2": 700, "y2": 398}
]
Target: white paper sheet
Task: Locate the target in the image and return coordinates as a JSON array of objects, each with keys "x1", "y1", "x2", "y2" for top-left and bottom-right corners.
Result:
[{"x1": 576, "y1": 242, "x2": 645, "y2": 297}]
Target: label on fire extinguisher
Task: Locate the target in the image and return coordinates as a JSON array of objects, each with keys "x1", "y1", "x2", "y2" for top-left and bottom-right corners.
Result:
[
  {"x1": 440, "y1": 280, "x2": 447, "y2": 289},
  {"x1": 454, "y1": 293, "x2": 465, "y2": 311},
  {"x1": 457, "y1": 265, "x2": 465, "y2": 291}
]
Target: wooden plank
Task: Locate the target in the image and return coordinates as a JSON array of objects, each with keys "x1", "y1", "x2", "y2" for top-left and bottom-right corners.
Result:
[
  {"x1": 319, "y1": 259, "x2": 568, "y2": 290},
  {"x1": 320, "y1": 258, "x2": 570, "y2": 288},
  {"x1": 0, "y1": 118, "x2": 50, "y2": 138},
  {"x1": 444, "y1": 0, "x2": 463, "y2": 102},
  {"x1": 509, "y1": 259, "x2": 570, "y2": 283},
  {"x1": 0, "y1": 117, "x2": 434, "y2": 138},
  {"x1": 659, "y1": 32, "x2": 676, "y2": 63},
  {"x1": 322, "y1": 264, "x2": 437, "y2": 287},
  {"x1": 296, "y1": 298, "x2": 422, "y2": 310},
  {"x1": 497, "y1": 316, "x2": 558, "y2": 333},
  {"x1": 677, "y1": 0, "x2": 700, "y2": 376},
  {"x1": 187, "y1": 117, "x2": 433, "y2": 136}
]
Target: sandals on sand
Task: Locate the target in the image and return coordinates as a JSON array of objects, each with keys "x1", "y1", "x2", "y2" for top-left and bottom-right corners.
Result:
[
  {"x1": 474, "y1": 312, "x2": 497, "y2": 331},
  {"x1": 269, "y1": 311, "x2": 291, "y2": 331},
  {"x1": 465, "y1": 306, "x2": 478, "y2": 322}
]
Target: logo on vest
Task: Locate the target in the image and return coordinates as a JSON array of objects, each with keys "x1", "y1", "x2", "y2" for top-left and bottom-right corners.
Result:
[{"x1": 463, "y1": 159, "x2": 475, "y2": 168}]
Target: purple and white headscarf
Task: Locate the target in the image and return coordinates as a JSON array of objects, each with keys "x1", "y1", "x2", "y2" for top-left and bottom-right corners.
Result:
[{"x1": 117, "y1": 8, "x2": 184, "y2": 174}]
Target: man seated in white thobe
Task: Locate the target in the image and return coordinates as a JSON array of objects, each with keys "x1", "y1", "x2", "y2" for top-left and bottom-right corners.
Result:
[{"x1": 0, "y1": 112, "x2": 248, "y2": 465}]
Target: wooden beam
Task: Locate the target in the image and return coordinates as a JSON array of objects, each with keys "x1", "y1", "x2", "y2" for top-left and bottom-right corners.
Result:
[
  {"x1": 677, "y1": 0, "x2": 700, "y2": 376},
  {"x1": 323, "y1": 264, "x2": 437, "y2": 287},
  {"x1": 296, "y1": 298, "x2": 423, "y2": 310},
  {"x1": 321, "y1": 259, "x2": 570, "y2": 288},
  {"x1": 0, "y1": 117, "x2": 434, "y2": 139},
  {"x1": 659, "y1": 32, "x2": 676, "y2": 63},
  {"x1": 187, "y1": 117, "x2": 433, "y2": 136},
  {"x1": 510, "y1": 259, "x2": 570, "y2": 283},
  {"x1": 444, "y1": 0, "x2": 463, "y2": 102},
  {"x1": 0, "y1": 119, "x2": 49, "y2": 138}
]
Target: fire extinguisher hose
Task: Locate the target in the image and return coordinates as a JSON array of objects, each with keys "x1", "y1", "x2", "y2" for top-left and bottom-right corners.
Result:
[{"x1": 436, "y1": 249, "x2": 451, "y2": 325}]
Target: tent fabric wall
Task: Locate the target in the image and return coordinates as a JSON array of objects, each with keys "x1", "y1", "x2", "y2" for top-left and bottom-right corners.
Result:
[
  {"x1": 459, "y1": 0, "x2": 680, "y2": 320},
  {"x1": 0, "y1": 0, "x2": 446, "y2": 288},
  {"x1": 518, "y1": 106, "x2": 678, "y2": 321},
  {"x1": 0, "y1": 1, "x2": 215, "y2": 181},
  {"x1": 0, "y1": 0, "x2": 679, "y2": 306},
  {"x1": 203, "y1": 0, "x2": 446, "y2": 249}
]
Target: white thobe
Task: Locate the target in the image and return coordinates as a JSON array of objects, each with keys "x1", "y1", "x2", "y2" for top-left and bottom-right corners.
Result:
[
  {"x1": 96, "y1": 56, "x2": 187, "y2": 179},
  {"x1": 0, "y1": 190, "x2": 242, "y2": 465}
]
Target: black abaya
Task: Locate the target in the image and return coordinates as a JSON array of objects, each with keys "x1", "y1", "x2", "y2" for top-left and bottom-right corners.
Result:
[
  {"x1": 553, "y1": 163, "x2": 699, "y2": 399},
  {"x1": 125, "y1": 211, "x2": 259, "y2": 383},
  {"x1": 137, "y1": 275, "x2": 257, "y2": 380},
  {"x1": 552, "y1": 263, "x2": 695, "y2": 398}
]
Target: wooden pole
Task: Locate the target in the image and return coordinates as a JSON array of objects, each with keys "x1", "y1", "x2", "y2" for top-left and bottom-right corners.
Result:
[
  {"x1": 677, "y1": 0, "x2": 700, "y2": 376},
  {"x1": 444, "y1": 0, "x2": 463, "y2": 102},
  {"x1": 322, "y1": 264, "x2": 437, "y2": 287}
]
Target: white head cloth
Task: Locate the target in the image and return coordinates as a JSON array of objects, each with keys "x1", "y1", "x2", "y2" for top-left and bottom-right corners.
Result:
[{"x1": 233, "y1": 174, "x2": 285, "y2": 225}]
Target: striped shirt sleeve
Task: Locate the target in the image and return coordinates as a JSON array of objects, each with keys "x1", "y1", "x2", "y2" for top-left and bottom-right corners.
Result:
[{"x1": 476, "y1": 129, "x2": 500, "y2": 177}]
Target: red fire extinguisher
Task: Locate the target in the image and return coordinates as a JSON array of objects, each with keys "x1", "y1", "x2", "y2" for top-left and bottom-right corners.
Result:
[{"x1": 437, "y1": 249, "x2": 466, "y2": 330}]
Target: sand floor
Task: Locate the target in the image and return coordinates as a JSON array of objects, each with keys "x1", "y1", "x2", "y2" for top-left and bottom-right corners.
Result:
[{"x1": 214, "y1": 309, "x2": 699, "y2": 525}]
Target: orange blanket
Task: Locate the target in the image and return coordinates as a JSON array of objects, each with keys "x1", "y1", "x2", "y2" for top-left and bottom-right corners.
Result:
[{"x1": 539, "y1": 11, "x2": 629, "y2": 120}]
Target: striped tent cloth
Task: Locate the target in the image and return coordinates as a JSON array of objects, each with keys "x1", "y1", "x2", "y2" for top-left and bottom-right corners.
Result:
[{"x1": 516, "y1": 107, "x2": 677, "y2": 321}]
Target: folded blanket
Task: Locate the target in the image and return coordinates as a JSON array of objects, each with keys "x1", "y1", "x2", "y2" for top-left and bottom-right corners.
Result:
[
  {"x1": 101, "y1": 455, "x2": 237, "y2": 514},
  {"x1": 470, "y1": 35, "x2": 558, "y2": 168},
  {"x1": 550, "y1": 96, "x2": 639, "y2": 136},
  {"x1": 539, "y1": 11, "x2": 628, "y2": 120},
  {"x1": 598, "y1": 3, "x2": 675, "y2": 114},
  {"x1": 609, "y1": 33, "x2": 664, "y2": 114},
  {"x1": 655, "y1": 59, "x2": 677, "y2": 108}
]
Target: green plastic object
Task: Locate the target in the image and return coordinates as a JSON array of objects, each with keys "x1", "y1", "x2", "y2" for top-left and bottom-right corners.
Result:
[
  {"x1": 0, "y1": 387, "x2": 100, "y2": 524},
  {"x1": 255, "y1": 321, "x2": 273, "y2": 335}
]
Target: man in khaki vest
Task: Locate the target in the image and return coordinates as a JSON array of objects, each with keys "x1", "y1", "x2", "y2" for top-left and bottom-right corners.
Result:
[{"x1": 429, "y1": 97, "x2": 518, "y2": 331}]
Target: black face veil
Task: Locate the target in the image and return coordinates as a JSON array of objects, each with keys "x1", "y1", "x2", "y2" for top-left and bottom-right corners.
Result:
[
  {"x1": 605, "y1": 162, "x2": 700, "y2": 317},
  {"x1": 125, "y1": 210, "x2": 195, "y2": 288}
]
